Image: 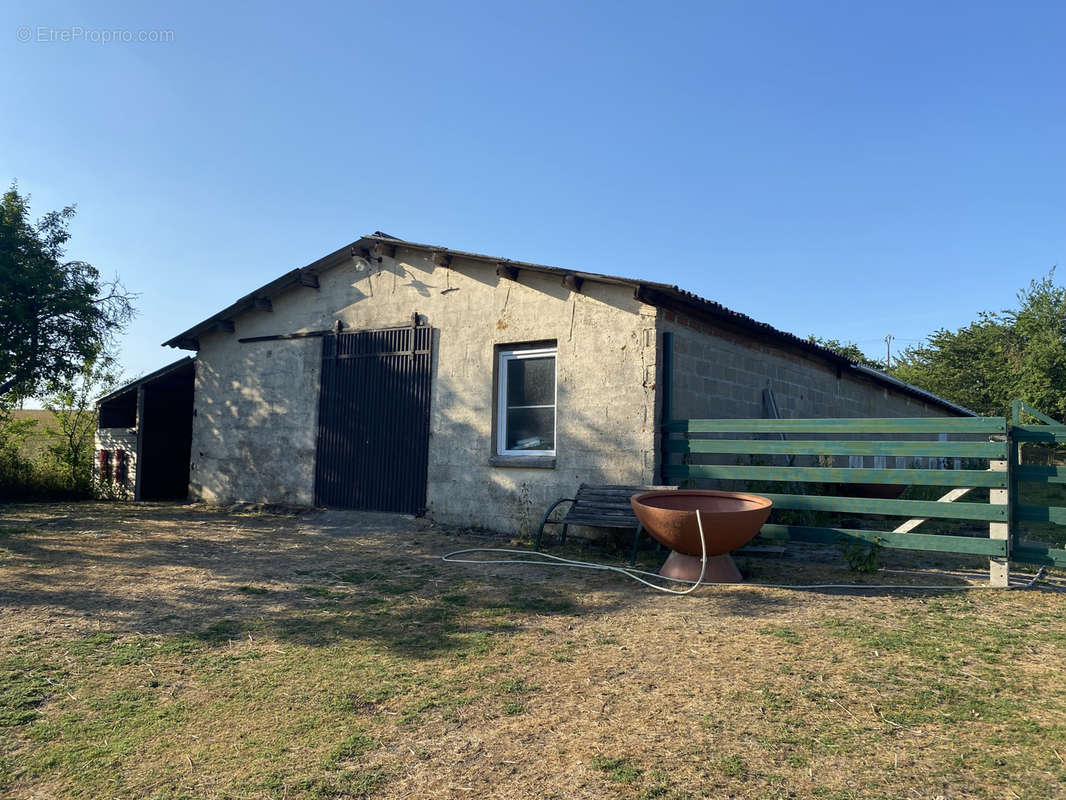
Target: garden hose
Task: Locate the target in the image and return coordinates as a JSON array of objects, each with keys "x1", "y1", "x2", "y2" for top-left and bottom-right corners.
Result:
[{"x1": 441, "y1": 522, "x2": 1050, "y2": 592}]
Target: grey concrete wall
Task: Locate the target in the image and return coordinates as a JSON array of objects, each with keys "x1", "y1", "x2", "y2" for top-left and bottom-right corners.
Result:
[
  {"x1": 661, "y1": 309, "x2": 949, "y2": 421},
  {"x1": 657, "y1": 309, "x2": 956, "y2": 483},
  {"x1": 188, "y1": 247, "x2": 659, "y2": 533}
]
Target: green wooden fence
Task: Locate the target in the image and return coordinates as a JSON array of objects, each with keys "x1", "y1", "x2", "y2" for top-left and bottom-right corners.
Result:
[
  {"x1": 662, "y1": 415, "x2": 1011, "y2": 562},
  {"x1": 1009, "y1": 401, "x2": 1066, "y2": 568},
  {"x1": 663, "y1": 407, "x2": 1066, "y2": 573}
]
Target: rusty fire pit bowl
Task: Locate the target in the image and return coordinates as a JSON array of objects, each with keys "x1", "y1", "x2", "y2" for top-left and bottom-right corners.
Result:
[{"x1": 630, "y1": 490, "x2": 773, "y2": 557}]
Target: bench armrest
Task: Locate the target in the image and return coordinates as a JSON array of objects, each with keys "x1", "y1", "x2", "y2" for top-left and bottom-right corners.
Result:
[{"x1": 534, "y1": 497, "x2": 576, "y2": 551}]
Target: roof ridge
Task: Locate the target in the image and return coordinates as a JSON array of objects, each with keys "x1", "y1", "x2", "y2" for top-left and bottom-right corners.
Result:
[{"x1": 161, "y1": 233, "x2": 972, "y2": 416}]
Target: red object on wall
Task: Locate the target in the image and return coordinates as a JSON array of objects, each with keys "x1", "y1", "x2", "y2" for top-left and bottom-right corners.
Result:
[
  {"x1": 98, "y1": 450, "x2": 112, "y2": 483},
  {"x1": 115, "y1": 450, "x2": 128, "y2": 486}
]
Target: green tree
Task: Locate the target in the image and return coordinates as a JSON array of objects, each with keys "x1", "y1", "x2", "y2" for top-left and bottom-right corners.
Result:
[
  {"x1": 43, "y1": 353, "x2": 123, "y2": 493},
  {"x1": 0, "y1": 184, "x2": 134, "y2": 401},
  {"x1": 0, "y1": 407, "x2": 39, "y2": 494},
  {"x1": 806, "y1": 336, "x2": 886, "y2": 370},
  {"x1": 892, "y1": 271, "x2": 1066, "y2": 418}
]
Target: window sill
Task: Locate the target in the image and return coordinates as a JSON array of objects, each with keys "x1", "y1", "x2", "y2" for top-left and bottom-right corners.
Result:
[{"x1": 490, "y1": 455, "x2": 556, "y2": 469}]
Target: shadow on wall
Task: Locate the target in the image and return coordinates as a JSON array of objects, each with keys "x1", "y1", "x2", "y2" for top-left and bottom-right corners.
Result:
[
  {"x1": 429, "y1": 366, "x2": 656, "y2": 536},
  {"x1": 191, "y1": 335, "x2": 322, "y2": 506},
  {"x1": 190, "y1": 322, "x2": 657, "y2": 535},
  {"x1": 375, "y1": 254, "x2": 644, "y2": 318},
  {"x1": 186, "y1": 248, "x2": 663, "y2": 521}
]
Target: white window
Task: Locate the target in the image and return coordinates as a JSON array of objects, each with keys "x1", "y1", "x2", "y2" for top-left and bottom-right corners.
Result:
[{"x1": 496, "y1": 346, "x2": 557, "y2": 457}]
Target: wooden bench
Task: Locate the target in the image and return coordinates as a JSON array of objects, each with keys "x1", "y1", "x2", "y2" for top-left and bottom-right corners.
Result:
[{"x1": 534, "y1": 483, "x2": 677, "y2": 564}]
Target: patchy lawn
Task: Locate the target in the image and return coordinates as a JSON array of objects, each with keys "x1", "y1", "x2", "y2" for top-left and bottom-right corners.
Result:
[{"x1": 1, "y1": 502, "x2": 1065, "y2": 799}]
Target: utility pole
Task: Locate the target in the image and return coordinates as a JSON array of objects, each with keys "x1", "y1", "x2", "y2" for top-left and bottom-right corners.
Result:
[{"x1": 884, "y1": 334, "x2": 894, "y2": 369}]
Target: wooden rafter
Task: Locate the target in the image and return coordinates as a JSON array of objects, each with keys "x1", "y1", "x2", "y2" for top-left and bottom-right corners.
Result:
[{"x1": 562, "y1": 274, "x2": 584, "y2": 293}]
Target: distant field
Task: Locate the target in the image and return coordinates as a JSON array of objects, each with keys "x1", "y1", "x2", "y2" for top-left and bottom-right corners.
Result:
[{"x1": 5, "y1": 411, "x2": 62, "y2": 462}]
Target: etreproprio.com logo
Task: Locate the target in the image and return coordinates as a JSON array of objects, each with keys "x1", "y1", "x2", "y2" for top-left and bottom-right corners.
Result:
[{"x1": 17, "y1": 25, "x2": 175, "y2": 44}]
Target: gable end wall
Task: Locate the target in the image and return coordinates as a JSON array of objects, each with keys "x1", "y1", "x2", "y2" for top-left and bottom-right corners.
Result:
[{"x1": 188, "y1": 249, "x2": 660, "y2": 534}]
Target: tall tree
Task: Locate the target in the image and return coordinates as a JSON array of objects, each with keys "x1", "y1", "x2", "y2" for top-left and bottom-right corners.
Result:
[
  {"x1": 0, "y1": 185, "x2": 134, "y2": 400},
  {"x1": 892, "y1": 271, "x2": 1066, "y2": 418},
  {"x1": 806, "y1": 336, "x2": 886, "y2": 371}
]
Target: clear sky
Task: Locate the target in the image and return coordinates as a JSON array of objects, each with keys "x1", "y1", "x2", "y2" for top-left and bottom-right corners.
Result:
[{"x1": 2, "y1": 0, "x2": 1063, "y2": 388}]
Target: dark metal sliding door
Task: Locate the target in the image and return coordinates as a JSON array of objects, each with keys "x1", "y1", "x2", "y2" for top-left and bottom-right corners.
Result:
[{"x1": 314, "y1": 323, "x2": 433, "y2": 513}]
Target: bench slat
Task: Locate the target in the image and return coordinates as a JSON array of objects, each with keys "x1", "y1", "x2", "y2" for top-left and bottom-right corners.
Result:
[
  {"x1": 576, "y1": 485, "x2": 673, "y2": 496},
  {"x1": 561, "y1": 515, "x2": 638, "y2": 529},
  {"x1": 579, "y1": 486, "x2": 669, "y2": 492},
  {"x1": 538, "y1": 485, "x2": 678, "y2": 548},
  {"x1": 575, "y1": 493, "x2": 642, "y2": 502},
  {"x1": 563, "y1": 509, "x2": 636, "y2": 520},
  {"x1": 555, "y1": 484, "x2": 678, "y2": 530}
]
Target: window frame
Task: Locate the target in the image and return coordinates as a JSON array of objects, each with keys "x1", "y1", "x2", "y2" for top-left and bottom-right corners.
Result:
[{"x1": 495, "y1": 345, "x2": 558, "y2": 459}]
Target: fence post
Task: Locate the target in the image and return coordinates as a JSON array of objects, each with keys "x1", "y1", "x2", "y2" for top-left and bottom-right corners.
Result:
[{"x1": 989, "y1": 433, "x2": 1009, "y2": 587}]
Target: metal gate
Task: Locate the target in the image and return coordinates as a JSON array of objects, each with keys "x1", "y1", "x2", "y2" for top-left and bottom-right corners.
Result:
[{"x1": 313, "y1": 321, "x2": 433, "y2": 513}]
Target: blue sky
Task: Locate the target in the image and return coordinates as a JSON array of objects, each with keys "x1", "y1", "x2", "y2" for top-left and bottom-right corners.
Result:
[{"x1": 2, "y1": 0, "x2": 1063, "y2": 387}]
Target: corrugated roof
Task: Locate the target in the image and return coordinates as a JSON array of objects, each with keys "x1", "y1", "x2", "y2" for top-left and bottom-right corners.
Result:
[
  {"x1": 162, "y1": 234, "x2": 974, "y2": 416},
  {"x1": 95, "y1": 357, "x2": 194, "y2": 406}
]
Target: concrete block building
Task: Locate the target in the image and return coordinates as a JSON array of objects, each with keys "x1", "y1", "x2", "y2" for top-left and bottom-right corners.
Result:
[{"x1": 100, "y1": 232, "x2": 968, "y2": 533}]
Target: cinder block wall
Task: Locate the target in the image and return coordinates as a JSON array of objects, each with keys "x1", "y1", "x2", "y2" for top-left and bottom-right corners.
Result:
[
  {"x1": 189, "y1": 248, "x2": 660, "y2": 533},
  {"x1": 660, "y1": 310, "x2": 947, "y2": 421},
  {"x1": 656, "y1": 310, "x2": 956, "y2": 487}
]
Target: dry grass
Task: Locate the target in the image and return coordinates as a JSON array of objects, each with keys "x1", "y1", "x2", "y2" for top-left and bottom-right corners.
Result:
[{"x1": 1, "y1": 502, "x2": 1065, "y2": 799}]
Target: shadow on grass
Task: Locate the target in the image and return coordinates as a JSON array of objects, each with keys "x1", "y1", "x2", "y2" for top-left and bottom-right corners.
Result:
[
  {"x1": 0, "y1": 501, "x2": 952, "y2": 662},
  {"x1": 0, "y1": 502, "x2": 614, "y2": 660},
  {"x1": 262, "y1": 572, "x2": 582, "y2": 659}
]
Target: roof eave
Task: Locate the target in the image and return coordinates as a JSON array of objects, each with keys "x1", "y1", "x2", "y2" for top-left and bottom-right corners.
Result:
[
  {"x1": 94, "y1": 356, "x2": 194, "y2": 406},
  {"x1": 162, "y1": 241, "x2": 362, "y2": 349},
  {"x1": 161, "y1": 233, "x2": 972, "y2": 416},
  {"x1": 850, "y1": 364, "x2": 978, "y2": 417}
]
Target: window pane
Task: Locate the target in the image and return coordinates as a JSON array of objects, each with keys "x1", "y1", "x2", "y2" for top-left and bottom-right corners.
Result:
[
  {"x1": 505, "y1": 407, "x2": 554, "y2": 451},
  {"x1": 506, "y1": 356, "x2": 554, "y2": 407}
]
